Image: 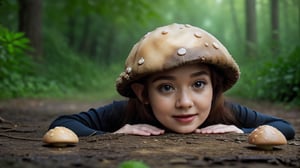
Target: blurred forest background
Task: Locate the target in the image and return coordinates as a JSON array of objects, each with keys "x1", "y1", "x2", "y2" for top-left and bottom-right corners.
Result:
[{"x1": 0, "y1": 0, "x2": 299, "y2": 105}]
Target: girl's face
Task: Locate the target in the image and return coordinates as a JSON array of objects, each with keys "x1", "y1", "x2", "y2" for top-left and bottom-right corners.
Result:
[{"x1": 147, "y1": 64, "x2": 213, "y2": 133}]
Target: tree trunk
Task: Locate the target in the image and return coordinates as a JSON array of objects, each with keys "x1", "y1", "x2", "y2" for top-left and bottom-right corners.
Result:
[
  {"x1": 67, "y1": 16, "x2": 76, "y2": 49},
  {"x1": 229, "y1": 0, "x2": 242, "y2": 48},
  {"x1": 271, "y1": 0, "x2": 279, "y2": 55},
  {"x1": 18, "y1": 0, "x2": 43, "y2": 58},
  {"x1": 78, "y1": 15, "x2": 92, "y2": 55},
  {"x1": 245, "y1": 0, "x2": 257, "y2": 57},
  {"x1": 89, "y1": 34, "x2": 98, "y2": 59},
  {"x1": 104, "y1": 26, "x2": 115, "y2": 65}
]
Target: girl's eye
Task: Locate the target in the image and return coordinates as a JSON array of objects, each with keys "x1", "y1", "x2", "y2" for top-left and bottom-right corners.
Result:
[
  {"x1": 158, "y1": 84, "x2": 174, "y2": 93},
  {"x1": 193, "y1": 80, "x2": 205, "y2": 89}
]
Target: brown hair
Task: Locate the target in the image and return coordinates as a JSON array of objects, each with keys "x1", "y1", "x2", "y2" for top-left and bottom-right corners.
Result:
[
  {"x1": 200, "y1": 66, "x2": 241, "y2": 127},
  {"x1": 122, "y1": 65, "x2": 241, "y2": 129}
]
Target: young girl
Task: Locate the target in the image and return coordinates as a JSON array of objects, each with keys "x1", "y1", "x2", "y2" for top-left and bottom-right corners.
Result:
[{"x1": 49, "y1": 23, "x2": 295, "y2": 140}]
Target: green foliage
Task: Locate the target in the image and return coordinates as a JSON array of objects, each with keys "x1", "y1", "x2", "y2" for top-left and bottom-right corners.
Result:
[
  {"x1": 39, "y1": 28, "x2": 121, "y2": 100},
  {"x1": 118, "y1": 160, "x2": 149, "y2": 168},
  {"x1": 256, "y1": 47, "x2": 300, "y2": 104},
  {"x1": 0, "y1": 25, "x2": 121, "y2": 100},
  {"x1": 0, "y1": 0, "x2": 299, "y2": 102},
  {"x1": 0, "y1": 25, "x2": 31, "y2": 75},
  {"x1": 0, "y1": 26, "x2": 61, "y2": 98},
  {"x1": 228, "y1": 47, "x2": 300, "y2": 105}
]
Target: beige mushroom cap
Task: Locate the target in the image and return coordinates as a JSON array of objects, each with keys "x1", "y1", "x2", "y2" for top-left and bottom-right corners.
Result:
[
  {"x1": 248, "y1": 125, "x2": 287, "y2": 148},
  {"x1": 43, "y1": 126, "x2": 79, "y2": 146},
  {"x1": 116, "y1": 23, "x2": 240, "y2": 98}
]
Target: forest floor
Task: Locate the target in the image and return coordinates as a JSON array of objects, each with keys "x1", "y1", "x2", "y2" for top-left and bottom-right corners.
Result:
[{"x1": 0, "y1": 98, "x2": 299, "y2": 168}]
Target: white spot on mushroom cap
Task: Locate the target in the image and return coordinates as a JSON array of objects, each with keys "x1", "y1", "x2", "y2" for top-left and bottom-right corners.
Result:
[
  {"x1": 138, "y1": 57, "x2": 144, "y2": 65},
  {"x1": 212, "y1": 42, "x2": 219, "y2": 49},
  {"x1": 161, "y1": 30, "x2": 168, "y2": 35},
  {"x1": 194, "y1": 32, "x2": 202, "y2": 38},
  {"x1": 200, "y1": 56, "x2": 206, "y2": 62},
  {"x1": 184, "y1": 24, "x2": 191, "y2": 28},
  {"x1": 126, "y1": 67, "x2": 132, "y2": 74},
  {"x1": 177, "y1": 48, "x2": 187, "y2": 56}
]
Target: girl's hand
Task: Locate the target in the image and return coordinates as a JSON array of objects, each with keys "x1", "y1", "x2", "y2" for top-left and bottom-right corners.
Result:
[
  {"x1": 194, "y1": 124, "x2": 244, "y2": 134},
  {"x1": 114, "y1": 124, "x2": 165, "y2": 136}
]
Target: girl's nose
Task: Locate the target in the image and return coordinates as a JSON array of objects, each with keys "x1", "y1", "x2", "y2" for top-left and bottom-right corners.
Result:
[{"x1": 175, "y1": 90, "x2": 194, "y2": 109}]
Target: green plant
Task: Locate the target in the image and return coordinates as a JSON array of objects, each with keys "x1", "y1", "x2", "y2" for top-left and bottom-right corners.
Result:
[
  {"x1": 0, "y1": 25, "x2": 32, "y2": 77},
  {"x1": 256, "y1": 46, "x2": 300, "y2": 103},
  {"x1": 38, "y1": 28, "x2": 121, "y2": 100},
  {"x1": 118, "y1": 160, "x2": 150, "y2": 168},
  {"x1": 0, "y1": 26, "x2": 62, "y2": 98},
  {"x1": 0, "y1": 25, "x2": 31, "y2": 97}
]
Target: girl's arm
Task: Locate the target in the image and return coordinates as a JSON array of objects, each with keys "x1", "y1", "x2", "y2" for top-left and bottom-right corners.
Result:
[
  {"x1": 230, "y1": 103, "x2": 295, "y2": 140},
  {"x1": 48, "y1": 101, "x2": 128, "y2": 136}
]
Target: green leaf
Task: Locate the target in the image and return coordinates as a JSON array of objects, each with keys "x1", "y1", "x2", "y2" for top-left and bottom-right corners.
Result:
[
  {"x1": 13, "y1": 32, "x2": 25, "y2": 39},
  {"x1": 118, "y1": 161, "x2": 149, "y2": 168}
]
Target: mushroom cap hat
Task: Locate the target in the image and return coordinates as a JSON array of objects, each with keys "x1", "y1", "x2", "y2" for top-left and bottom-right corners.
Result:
[{"x1": 116, "y1": 23, "x2": 240, "y2": 98}]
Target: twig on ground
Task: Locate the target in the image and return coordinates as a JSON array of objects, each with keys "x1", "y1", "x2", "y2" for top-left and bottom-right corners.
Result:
[
  {"x1": 0, "y1": 116, "x2": 17, "y2": 126},
  {"x1": 0, "y1": 133, "x2": 41, "y2": 141}
]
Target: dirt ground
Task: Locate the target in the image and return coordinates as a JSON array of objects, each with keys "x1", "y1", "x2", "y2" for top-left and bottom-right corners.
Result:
[{"x1": 0, "y1": 98, "x2": 299, "y2": 168}]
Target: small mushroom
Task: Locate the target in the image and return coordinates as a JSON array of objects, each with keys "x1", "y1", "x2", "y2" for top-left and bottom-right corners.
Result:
[
  {"x1": 248, "y1": 125, "x2": 287, "y2": 150},
  {"x1": 43, "y1": 126, "x2": 79, "y2": 147}
]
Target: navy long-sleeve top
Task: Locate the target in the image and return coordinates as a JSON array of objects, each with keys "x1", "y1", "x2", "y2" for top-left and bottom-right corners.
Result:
[{"x1": 49, "y1": 100, "x2": 295, "y2": 140}]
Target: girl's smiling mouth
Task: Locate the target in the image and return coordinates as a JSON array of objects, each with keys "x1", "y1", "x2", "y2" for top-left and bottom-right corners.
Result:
[{"x1": 172, "y1": 114, "x2": 198, "y2": 123}]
